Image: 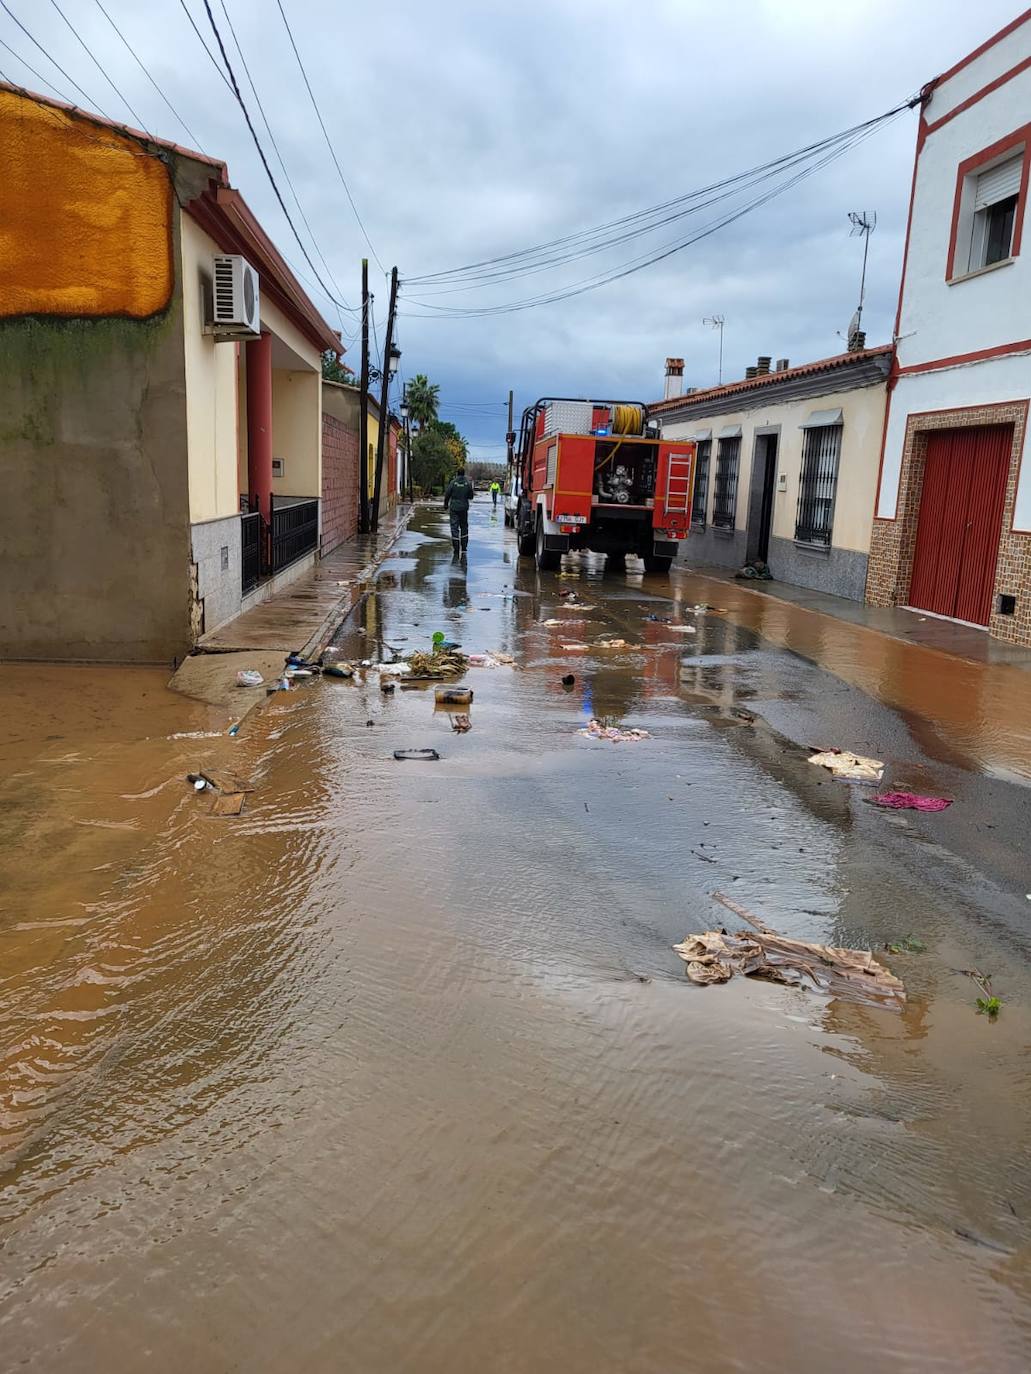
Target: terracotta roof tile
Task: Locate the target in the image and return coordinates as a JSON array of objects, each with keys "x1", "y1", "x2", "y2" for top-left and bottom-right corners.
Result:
[{"x1": 649, "y1": 345, "x2": 894, "y2": 412}]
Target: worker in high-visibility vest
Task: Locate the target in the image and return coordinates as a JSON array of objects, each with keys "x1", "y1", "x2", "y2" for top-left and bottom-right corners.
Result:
[{"x1": 489, "y1": 480, "x2": 501, "y2": 509}]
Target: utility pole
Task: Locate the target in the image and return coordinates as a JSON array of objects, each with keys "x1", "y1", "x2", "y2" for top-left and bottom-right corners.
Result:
[
  {"x1": 406, "y1": 412, "x2": 414, "y2": 502},
  {"x1": 703, "y1": 315, "x2": 725, "y2": 385},
  {"x1": 506, "y1": 388, "x2": 515, "y2": 472},
  {"x1": 358, "y1": 258, "x2": 370, "y2": 533},
  {"x1": 371, "y1": 266, "x2": 399, "y2": 532}
]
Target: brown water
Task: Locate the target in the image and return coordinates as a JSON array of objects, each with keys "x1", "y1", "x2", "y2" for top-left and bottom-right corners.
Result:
[{"x1": 2, "y1": 506, "x2": 1031, "y2": 1372}]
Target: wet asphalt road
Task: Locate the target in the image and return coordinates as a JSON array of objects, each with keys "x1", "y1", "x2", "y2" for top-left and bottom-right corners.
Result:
[{"x1": 2, "y1": 500, "x2": 1031, "y2": 1372}]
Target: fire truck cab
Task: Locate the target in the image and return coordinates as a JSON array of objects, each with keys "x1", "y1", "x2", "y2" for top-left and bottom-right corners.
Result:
[{"x1": 512, "y1": 398, "x2": 696, "y2": 573}]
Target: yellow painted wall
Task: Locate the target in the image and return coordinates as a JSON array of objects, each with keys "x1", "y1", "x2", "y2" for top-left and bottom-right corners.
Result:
[
  {"x1": 272, "y1": 369, "x2": 321, "y2": 497},
  {"x1": 0, "y1": 88, "x2": 172, "y2": 318},
  {"x1": 662, "y1": 383, "x2": 886, "y2": 553},
  {"x1": 366, "y1": 407, "x2": 380, "y2": 499},
  {"x1": 180, "y1": 214, "x2": 240, "y2": 523}
]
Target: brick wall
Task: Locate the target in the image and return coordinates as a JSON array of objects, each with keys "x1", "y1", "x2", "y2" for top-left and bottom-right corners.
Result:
[
  {"x1": 321, "y1": 411, "x2": 359, "y2": 556},
  {"x1": 866, "y1": 399, "x2": 1031, "y2": 645}
]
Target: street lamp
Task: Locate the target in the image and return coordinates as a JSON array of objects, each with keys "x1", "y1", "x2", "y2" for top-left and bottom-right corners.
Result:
[
  {"x1": 399, "y1": 397, "x2": 409, "y2": 420},
  {"x1": 388, "y1": 342, "x2": 401, "y2": 378}
]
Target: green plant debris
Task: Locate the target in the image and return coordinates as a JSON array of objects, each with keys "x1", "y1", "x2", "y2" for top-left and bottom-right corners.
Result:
[
  {"x1": 959, "y1": 968, "x2": 1003, "y2": 1019},
  {"x1": 886, "y1": 936, "x2": 928, "y2": 954},
  {"x1": 976, "y1": 996, "x2": 1002, "y2": 1018}
]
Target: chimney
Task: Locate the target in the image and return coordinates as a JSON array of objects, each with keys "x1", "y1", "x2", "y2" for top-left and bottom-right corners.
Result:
[
  {"x1": 663, "y1": 356, "x2": 685, "y2": 401},
  {"x1": 775, "y1": 358, "x2": 790, "y2": 371},
  {"x1": 847, "y1": 329, "x2": 866, "y2": 353},
  {"x1": 744, "y1": 366, "x2": 758, "y2": 379},
  {"x1": 756, "y1": 355, "x2": 771, "y2": 375}
]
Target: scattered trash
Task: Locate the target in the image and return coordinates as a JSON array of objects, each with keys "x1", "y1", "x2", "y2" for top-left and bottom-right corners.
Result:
[
  {"x1": 674, "y1": 893, "x2": 904, "y2": 1008},
  {"x1": 808, "y1": 749, "x2": 884, "y2": 782},
  {"x1": 266, "y1": 677, "x2": 291, "y2": 694},
  {"x1": 187, "y1": 775, "x2": 207, "y2": 791},
  {"x1": 450, "y1": 714, "x2": 471, "y2": 733},
  {"x1": 436, "y1": 686, "x2": 473, "y2": 706},
  {"x1": 886, "y1": 935, "x2": 927, "y2": 954},
  {"x1": 228, "y1": 723, "x2": 240, "y2": 737},
  {"x1": 323, "y1": 662, "x2": 355, "y2": 679},
  {"x1": 468, "y1": 651, "x2": 515, "y2": 668},
  {"x1": 235, "y1": 669, "x2": 264, "y2": 688},
  {"x1": 406, "y1": 648, "x2": 468, "y2": 680},
  {"x1": 561, "y1": 638, "x2": 628, "y2": 652},
  {"x1": 186, "y1": 768, "x2": 255, "y2": 818},
  {"x1": 393, "y1": 748, "x2": 441, "y2": 762},
  {"x1": 732, "y1": 708, "x2": 756, "y2": 724},
  {"x1": 868, "y1": 791, "x2": 953, "y2": 812},
  {"x1": 381, "y1": 680, "x2": 396, "y2": 695},
  {"x1": 578, "y1": 718, "x2": 650, "y2": 743},
  {"x1": 958, "y1": 968, "x2": 1003, "y2": 1018},
  {"x1": 735, "y1": 560, "x2": 773, "y2": 581},
  {"x1": 668, "y1": 625, "x2": 697, "y2": 634},
  {"x1": 285, "y1": 667, "x2": 314, "y2": 678},
  {"x1": 561, "y1": 673, "x2": 576, "y2": 688}
]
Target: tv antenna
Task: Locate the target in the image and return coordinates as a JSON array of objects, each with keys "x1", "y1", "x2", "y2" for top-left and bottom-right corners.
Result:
[
  {"x1": 847, "y1": 211, "x2": 876, "y2": 348},
  {"x1": 703, "y1": 314, "x2": 725, "y2": 385}
]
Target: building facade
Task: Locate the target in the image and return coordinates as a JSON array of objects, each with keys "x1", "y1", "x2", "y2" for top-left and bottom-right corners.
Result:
[
  {"x1": 0, "y1": 83, "x2": 340, "y2": 663},
  {"x1": 653, "y1": 349, "x2": 891, "y2": 601},
  {"x1": 868, "y1": 12, "x2": 1031, "y2": 645}
]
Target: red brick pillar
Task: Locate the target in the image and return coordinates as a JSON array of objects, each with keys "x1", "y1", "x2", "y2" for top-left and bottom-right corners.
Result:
[{"x1": 246, "y1": 332, "x2": 273, "y2": 523}]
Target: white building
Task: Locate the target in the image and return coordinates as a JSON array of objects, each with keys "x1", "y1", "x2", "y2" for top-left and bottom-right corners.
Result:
[{"x1": 868, "y1": 12, "x2": 1031, "y2": 645}]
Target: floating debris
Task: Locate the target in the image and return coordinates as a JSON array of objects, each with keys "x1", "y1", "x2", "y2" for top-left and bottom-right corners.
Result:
[
  {"x1": 808, "y1": 749, "x2": 884, "y2": 782},
  {"x1": 868, "y1": 791, "x2": 953, "y2": 812},
  {"x1": 578, "y1": 719, "x2": 650, "y2": 743}
]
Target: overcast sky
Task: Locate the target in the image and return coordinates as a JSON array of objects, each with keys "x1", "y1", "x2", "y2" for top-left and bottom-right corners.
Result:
[{"x1": 1, "y1": 0, "x2": 1020, "y2": 457}]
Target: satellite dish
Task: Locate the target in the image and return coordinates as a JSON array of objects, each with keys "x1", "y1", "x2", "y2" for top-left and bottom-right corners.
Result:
[{"x1": 846, "y1": 309, "x2": 860, "y2": 340}]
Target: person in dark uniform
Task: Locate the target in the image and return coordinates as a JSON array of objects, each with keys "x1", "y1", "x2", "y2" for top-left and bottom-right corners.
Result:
[{"x1": 443, "y1": 468, "x2": 475, "y2": 557}]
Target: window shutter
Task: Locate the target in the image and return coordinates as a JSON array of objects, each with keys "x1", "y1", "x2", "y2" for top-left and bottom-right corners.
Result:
[{"x1": 974, "y1": 154, "x2": 1023, "y2": 210}]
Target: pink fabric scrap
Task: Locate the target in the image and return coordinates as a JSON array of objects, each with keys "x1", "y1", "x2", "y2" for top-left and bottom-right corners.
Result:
[{"x1": 870, "y1": 791, "x2": 953, "y2": 812}]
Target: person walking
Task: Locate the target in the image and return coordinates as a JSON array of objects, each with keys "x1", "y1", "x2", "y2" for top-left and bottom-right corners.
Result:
[
  {"x1": 489, "y1": 479, "x2": 501, "y2": 509},
  {"x1": 443, "y1": 467, "x2": 475, "y2": 557}
]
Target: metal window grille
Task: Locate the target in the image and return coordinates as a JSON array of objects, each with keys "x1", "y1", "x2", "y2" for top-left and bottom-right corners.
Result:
[
  {"x1": 795, "y1": 425, "x2": 842, "y2": 545},
  {"x1": 271, "y1": 498, "x2": 320, "y2": 572},
  {"x1": 241, "y1": 511, "x2": 262, "y2": 594},
  {"x1": 692, "y1": 440, "x2": 711, "y2": 526},
  {"x1": 712, "y1": 437, "x2": 740, "y2": 529}
]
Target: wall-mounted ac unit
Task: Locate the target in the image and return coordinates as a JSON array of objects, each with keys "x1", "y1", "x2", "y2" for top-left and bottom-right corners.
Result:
[{"x1": 212, "y1": 254, "x2": 260, "y2": 337}]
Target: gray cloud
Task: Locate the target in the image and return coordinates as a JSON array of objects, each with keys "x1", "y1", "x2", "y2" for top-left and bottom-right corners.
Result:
[{"x1": 2, "y1": 0, "x2": 1018, "y2": 455}]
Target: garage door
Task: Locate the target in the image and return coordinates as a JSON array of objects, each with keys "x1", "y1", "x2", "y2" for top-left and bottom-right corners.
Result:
[{"x1": 907, "y1": 425, "x2": 1011, "y2": 626}]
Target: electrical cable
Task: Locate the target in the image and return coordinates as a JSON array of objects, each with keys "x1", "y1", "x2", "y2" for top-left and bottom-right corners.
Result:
[
  {"x1": 177, "y1": 0, "x2": 232, "y2": 90},
  {"x1": 405, "y1": 99, "x2": 916, "y2": 290},
  {"x1": 92, "y1": 0, "x2": 203, "y2": 150},
  {"x1": 273, "y1": 0, "x2": 384, "y2": 272},
  {"x1": 199, "y1": 0, "x2": 353, "y2": 313},
  {"x1": 400, "y1": 114, "x2": 900, "y2": 319},
  {"x1": 47, "y1": 0, "x2": 149, "y2": 131},
  {"x1": 0, "y1": 0, "x2": 110, "y2": 116},
  {"x1": 215, "y1": 0, "x2": 354, "y2": 311},
  {"x1": 0, "y1": 32, "x2": 70, "y2": 102}
]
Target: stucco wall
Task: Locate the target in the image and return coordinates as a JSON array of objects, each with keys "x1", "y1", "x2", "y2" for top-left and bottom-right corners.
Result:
[
  {"x1": 181, "y1": 214, "x2": 240, "y2": 523},
  {"x1": 0, "y1": 91, "x2": 197, "y2": 663},
  {"x1": 661, "y1": 381, "x2": 886, "y2": 554},
  {"x1": 271, "y1": 369, "x2": 321, "y2": 497}
]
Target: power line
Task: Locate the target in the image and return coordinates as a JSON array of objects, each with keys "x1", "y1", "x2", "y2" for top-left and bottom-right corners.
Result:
[
  {"x1": 0, "y1": 32, "x2": 71, "y2": 102},
  {"x1": 92, "y1": 0, "x2": 204, "y2": 151},
  {"x1": 178, "y1": 0, "x2": 232, "y2": 90},
  {"x1": 48, "y1": 0, "x2": 149, "y2": 132},
  {"x1": 405, "y1": 100, "x2": 916, "y2": 292},
  {"x1": 214, "y1": 0, "x2": 353, "y2": 311},
  {"x1": 273, "y1": 0, "x2": 384, "y2": 272},
  {"x1": 199, "y1": 0, "x2": 352, "y2": 313},
  {"x1": 0, "y1": 0, "x2": 110, "y2": 117},
  {"x1": 400, "y1": 112, "x2": 905, "y2": 319}
]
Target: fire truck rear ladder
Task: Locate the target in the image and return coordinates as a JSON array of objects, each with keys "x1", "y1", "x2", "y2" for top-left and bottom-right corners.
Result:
[{"x1": 664, "y1": 451, "x2": 693, "y2": 514}]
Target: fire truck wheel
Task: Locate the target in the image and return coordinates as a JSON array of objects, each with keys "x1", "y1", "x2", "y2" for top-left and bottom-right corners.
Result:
[
  {"x1": 535, "y1": 518, "x2": 561, "y2": 571},
  {"x1": 642, "y1": 553, "x2": 674, "y2": 574},
  {"x1": 517, "y1": 523, "x2": 535, "y2": 557}
]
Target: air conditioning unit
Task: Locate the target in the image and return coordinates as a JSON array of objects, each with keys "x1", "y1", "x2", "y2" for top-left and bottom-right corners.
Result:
[{"x1": 211, "y1": 254, "x2": 260, "y2": 336}]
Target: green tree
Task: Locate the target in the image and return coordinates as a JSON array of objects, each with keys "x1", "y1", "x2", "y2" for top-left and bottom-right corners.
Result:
[
  {"x1": 321, "y1": 350, "x2": 353, "y2": 384},
  {"x1": 409, "y1": 419, "x2": 469, "y2": 493},
  {"x1": 405, "y1": 373, "x2": 440, "y2": 432}
]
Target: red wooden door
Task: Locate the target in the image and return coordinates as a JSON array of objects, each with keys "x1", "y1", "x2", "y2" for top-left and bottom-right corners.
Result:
[{"x1": 907, "y1": 426, "x2": 1010, "y2": 626}]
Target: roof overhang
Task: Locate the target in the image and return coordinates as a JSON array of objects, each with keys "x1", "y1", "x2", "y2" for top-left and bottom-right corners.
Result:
[{"x1": 184, "y1": 185, "x2": 341, "y2": 355}]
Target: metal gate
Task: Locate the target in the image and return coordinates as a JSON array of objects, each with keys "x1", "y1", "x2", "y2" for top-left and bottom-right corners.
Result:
[{"x1": 907, "y1": 425, "x2": 1010, "y2": 626}]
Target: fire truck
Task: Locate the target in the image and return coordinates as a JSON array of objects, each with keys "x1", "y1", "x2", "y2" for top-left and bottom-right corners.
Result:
[{"x1": 512, "y1": 398, "x2": 696, "y2": 573}]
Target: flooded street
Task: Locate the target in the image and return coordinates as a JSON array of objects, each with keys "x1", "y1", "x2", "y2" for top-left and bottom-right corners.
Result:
[{"x1": 3, "y1": 502, "x2": 1031, "y2": 1372}]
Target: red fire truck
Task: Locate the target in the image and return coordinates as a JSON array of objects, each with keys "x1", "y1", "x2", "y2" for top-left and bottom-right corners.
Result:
[{"x1": 512, "y1": 398, "x2": 695, "y2": 573}]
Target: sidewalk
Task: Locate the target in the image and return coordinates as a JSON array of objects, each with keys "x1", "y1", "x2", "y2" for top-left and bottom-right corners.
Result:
[
  {"x1": 676, "y1": 561, "x2": 1031, "y2": 669},
  {"x1": 171, "y1": 505, "x2": 415, "y2": 705}
]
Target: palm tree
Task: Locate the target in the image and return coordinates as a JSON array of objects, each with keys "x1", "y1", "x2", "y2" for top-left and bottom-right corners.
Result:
[{"x1": 405, "y1": 374, "x2": 440, "y2": 433}]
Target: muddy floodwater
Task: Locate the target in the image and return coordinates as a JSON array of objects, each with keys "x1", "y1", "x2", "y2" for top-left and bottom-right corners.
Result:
[{"x1": 3, "y1": 504, "x2": 1031, "y2": 1372}]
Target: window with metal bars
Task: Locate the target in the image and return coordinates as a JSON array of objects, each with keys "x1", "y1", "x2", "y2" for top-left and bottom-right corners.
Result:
[
  {"x1": 712, "y1": 437, "x2": 740, "y2": 529},
  {"x1": 795, "y1": 424, "x2": 842, "y2": 545},
  {"x1": 692, "y1": 440, "x2": 711, "y2": 526}
]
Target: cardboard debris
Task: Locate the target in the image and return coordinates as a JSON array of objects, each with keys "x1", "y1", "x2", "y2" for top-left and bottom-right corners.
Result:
[
  {"x1": 672, "y1": 929, "x2": 905, "y2": 1009},
  {"x1": 808, "y1": 749, "x2": 884, "y2": 782},
  {"x1": 578, "y1": 719, "x2": 650, "y2": 743}
]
